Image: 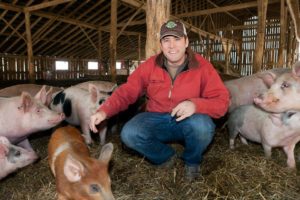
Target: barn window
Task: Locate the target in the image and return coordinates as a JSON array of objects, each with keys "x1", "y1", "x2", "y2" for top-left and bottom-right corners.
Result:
[
  {"x1": 55, "y1": 60, "x2": 68, "y2": 70},
  {"x1": 116, "y1": 61, "x2": 121, "y2": 69},
  {"x1": 88, "y1": 61, "x2": 98, "y2": 70}
]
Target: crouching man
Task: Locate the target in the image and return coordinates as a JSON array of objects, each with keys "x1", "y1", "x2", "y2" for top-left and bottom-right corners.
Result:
[{"x1": 90, "y1": 20, "x2": 229, "y2": 181}]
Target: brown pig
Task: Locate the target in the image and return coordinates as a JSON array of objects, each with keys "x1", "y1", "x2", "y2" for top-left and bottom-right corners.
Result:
[{"x1": 48, "y1": 125, "x2": 115, "y2": 200}]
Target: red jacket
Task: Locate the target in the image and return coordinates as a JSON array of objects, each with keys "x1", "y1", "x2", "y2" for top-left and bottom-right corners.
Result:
[{"x1": 99, "y1": 53, "x2": 229, "y2": 119}]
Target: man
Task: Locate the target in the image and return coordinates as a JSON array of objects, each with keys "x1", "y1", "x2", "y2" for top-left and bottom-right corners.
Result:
[{"x1": 90, "y1": 20, "x2": 229, "y2": 181}]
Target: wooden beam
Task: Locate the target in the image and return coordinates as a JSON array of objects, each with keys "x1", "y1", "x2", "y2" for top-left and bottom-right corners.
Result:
[
  {"x1": 110, "y1": 0, "x2": 117, "y2": 82},
  {"x1": 277, "y1": 0, "x2": 287, "y2": 67},
  {"x1": 286, "y1": 0, "x2": 300, "y2": 41},
  {"x1": 206, "y1": 0, "x2": 240, "y2": 22},
  {"x1": 253, "y1": 0, "x2": 268, "y2": 73},
  {"x1": 216, "y1": 21, "x2": 280, "y2": 32},
  {"x1": 80, "y1": 26, "x2": 98, "y2": 52},
  {"x1": 120, "y1": 0, "x2": 233, "y2": 43},
  {"x1": 24, "y1": 10, "x2": 35, "y2": 83},
  {"x1": 146, "y1": 0, "x2": 170, "y2": 58},
  {"x1": 98, "y1": 30, "x2": 102, "y2": 76},
  {"x1": 0, "y1": 2, "x2": 141, "y2": 36},
  {"x1": 117, "y1": 4, "x2": 144, "y2": 38},
  {"x1": 176, "y1": 0, "x2": 280, "y2": 17},
  {"x1": 25, "y1": 0, "x2": 74, "y2": 12},
  {"x1": 1, "y1": 17, "x2": 26, "y2": 41}
]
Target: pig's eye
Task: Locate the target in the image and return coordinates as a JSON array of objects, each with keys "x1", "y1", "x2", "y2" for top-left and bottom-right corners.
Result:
[
  {"x1": 287, "y1": 112, "x2": 296, "y2": 118},
  {"x1": 89, "y1": 184, "x2": 101, "y2": 194},
  {"x1": 14, "y1": 150, "x2": 21, "y2": 157},
  {"x1": 98, "y1": 98, "x2": 106, "y2": 105},
  {"x1": 281, "y1": 82, "x2": 290, "y2": 89}
]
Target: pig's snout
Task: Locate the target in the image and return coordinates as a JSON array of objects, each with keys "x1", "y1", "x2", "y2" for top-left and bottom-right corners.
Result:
[
  {"x1": 48, "y1": 113, "x2": 65, "y2": 124},
  {"x1": 59, "y1": 112, "x2": 65, "y2": 120},
  {"x1": 254, "y1": 93, "x2": 279, "y2": 105}
]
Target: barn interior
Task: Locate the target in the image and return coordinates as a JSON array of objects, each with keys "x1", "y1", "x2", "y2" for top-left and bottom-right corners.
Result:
[{"x1": 0, "y1": 0, "x2": 300, "y2": 199}]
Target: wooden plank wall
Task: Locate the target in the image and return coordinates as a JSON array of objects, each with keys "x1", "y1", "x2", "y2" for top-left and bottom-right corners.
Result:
[
  {"x1": 0, "y1": 54, "x2": 98, "y2": 81},
  {"x1": 190, "y1": 16, "x2": 299, "y2": 76}
]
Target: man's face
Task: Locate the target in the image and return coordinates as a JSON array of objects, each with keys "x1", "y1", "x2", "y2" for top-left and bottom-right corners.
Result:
[{"x1": 160, "y1": 35, "x2": 189, "y2": 67}]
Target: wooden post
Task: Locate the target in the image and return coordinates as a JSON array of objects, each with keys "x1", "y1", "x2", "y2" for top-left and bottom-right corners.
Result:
[
  {"x1": 253, "y1": 0, "x2": 268, "y2": 73},
  {"x1": 24, "y1": 10, "x2": 35, "y2": 83},
  {"x1": 138, "y1": 33, "x2": 141, "y2": 64},
  {"x1": 145, "y1": 0, "x2": 171, "y2": 59},
  {"x1": 110, "y1": 0, "x2": 117, "y2": 82},
  {"x1": 287, "y1": 21, "x2": 295, "y2": 67},
  {"x1": 278, "y1": 0, "x2": 287, "y2": 67},
  {"x1": 237, "y1": 35, "x2": 243, "y2": 73},
  {"x1": 98, "y1": 30, "x2": 102, "y2": 77},
  {"x1": 221, "y1": 40, "x2": 232, "y2": 74},
  {"x1": 206, "y1": 34, "x2": 211, "y2": 60}
]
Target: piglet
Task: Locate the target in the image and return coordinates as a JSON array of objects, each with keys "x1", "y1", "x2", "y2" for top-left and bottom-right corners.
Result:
[
  {"x1": 48, "y1": 125, "x2": 115, "y2": 200},
  {"x1": 50, "y1": 84, "x2": 109, "y2": 144},
  {"x1": 0, "y1": 136, "x2": 38, "y2": 180},
  {"x1": 228, "y1": 104, "x2": 300, "y2": 168}
]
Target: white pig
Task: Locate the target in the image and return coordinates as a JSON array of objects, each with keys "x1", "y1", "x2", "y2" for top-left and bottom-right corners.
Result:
[
  {"x1": 50, "y1": 84, "x2": 109, "y2": 145},
  {"x1": 0, "y1": 86, "x2": 65, "y2": 156},
  {"x1": 0, "y1": 136, "x2": 38, "y2": 180},
  {"x1": 228, "y1": 104, "x2": 300, "y2": 168}
]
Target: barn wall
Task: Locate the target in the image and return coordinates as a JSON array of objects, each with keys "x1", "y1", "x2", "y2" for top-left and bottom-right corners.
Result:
[
  {"x1": 0, "y1": 54, "x2": 131, "y2": 82},
  {"x1": 190, "y1": 16, "x2": 300, "y2": 76}
]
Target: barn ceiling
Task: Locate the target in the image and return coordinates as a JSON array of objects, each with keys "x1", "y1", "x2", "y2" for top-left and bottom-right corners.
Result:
[{"x1": 0, "y1": 0, "x2": 287, "y2": 61}]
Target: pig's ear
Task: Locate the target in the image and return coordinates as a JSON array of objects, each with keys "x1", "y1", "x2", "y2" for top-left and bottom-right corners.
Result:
[
  {"x1": 20, "y1": 92, "x2": 34, "y2": 112},
  {"x1": 0, "y1": 136, "x2": 10, "y2": 145},
  {"x1": 34, "y1": 85, "x2": 47, "y2": 105},
  {"x1": 89, "y1": 84, "x2": 99, "y2": 103},
  {"x1": 64, "y1": 154, "x2": 86, "y2": 182},
  {"x1": 0, "y1": 137, "x2": 9, "y2": 158},
  {"x1": 292, "y1": 61, "x2": 300, "y2": 77},
  {"x1": 98, "y1": 143, "x2": 113, "y2": 163},
  {"x1": 268, "y1": 113, "x2": 283, "y2": 127},
  {"x1": 45, "y1": 87, "x2": 53, "y2": 106},
  {"x1": 259, "y1": 72, "x2": 276, "y2": 87}
]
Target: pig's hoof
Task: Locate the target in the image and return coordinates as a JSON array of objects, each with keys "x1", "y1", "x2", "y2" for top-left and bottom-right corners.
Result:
[{"x1": 82, "y1": 135, "x2": 93, "y2": 145}]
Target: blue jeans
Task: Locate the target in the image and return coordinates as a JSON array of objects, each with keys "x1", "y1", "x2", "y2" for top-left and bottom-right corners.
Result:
[{"x1": 121, "y1": 112, "x2": 215, "y2": 166}]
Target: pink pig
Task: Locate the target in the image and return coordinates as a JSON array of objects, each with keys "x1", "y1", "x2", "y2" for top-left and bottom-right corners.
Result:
[
  {"x1": 228, "y1": 104, "x2": 300, "y2": 168},
  {"x1": 225, "y1": 68, "x2": 290, "y2": 112},
  {"x1": 254, "y1": 61, "x2": 300, "y2": 113},
  {"x1": 0, "y1": 136, "x2": 38, "y2": 180},
  {"x1": 0, "y1": 86, "x2": 65, "y2": 156}
]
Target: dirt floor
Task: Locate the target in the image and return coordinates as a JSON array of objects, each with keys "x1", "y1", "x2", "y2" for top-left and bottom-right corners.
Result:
[{"x1": 0, "y1": 122, "x2": 300, "y2": 200}]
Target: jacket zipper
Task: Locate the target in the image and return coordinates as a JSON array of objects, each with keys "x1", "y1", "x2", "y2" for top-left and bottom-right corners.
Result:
[{"x1": 168, "y1": 84, "x2": 173, "y2": 99}]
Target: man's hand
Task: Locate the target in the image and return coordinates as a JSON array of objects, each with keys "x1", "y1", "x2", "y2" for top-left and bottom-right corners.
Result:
[
  {"x1": 171, "y1": 100, "x2": 196, "y2": 121},
  {"x1": 89, "y1": 110, "x2": 107, "y2": 133}
]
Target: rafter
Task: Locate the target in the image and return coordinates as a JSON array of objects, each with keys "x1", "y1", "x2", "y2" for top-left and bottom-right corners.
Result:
[
  {"x1": 25, "y1": 0, "x2": 74, "y2": 12},
  {"x1": 121, "y1": 0, "x2": 233, "y2": 43},
  {"x1": 176, "y1": 0, "x2": 280, "y2": 18}
]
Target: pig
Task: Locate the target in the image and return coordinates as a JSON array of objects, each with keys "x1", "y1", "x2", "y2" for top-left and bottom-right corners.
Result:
[
  {"x1": 0, "y1": 136, "x2": 38, "y2": 180},
  {"x1": 0, "y1": 86, "x2": 65, "y2": 156},
  {"x1": 228, "y1": 104, "x2": 300, "y2": 168},
  {"x1": 50, "y1": 84, "x2": 109, "y2": 145},
  {"x1": 254, "y1": 61, "x2": 300, "y2": 113},
  {"x1": 48, "y1": 125, "x2": 115, "y2": 200},
  {"x1": 225, "y1": 68, "x2": 290, "y2": 112},
  {"x1": 75, "y1": 81, "x2": 117, "y2": 95}
]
